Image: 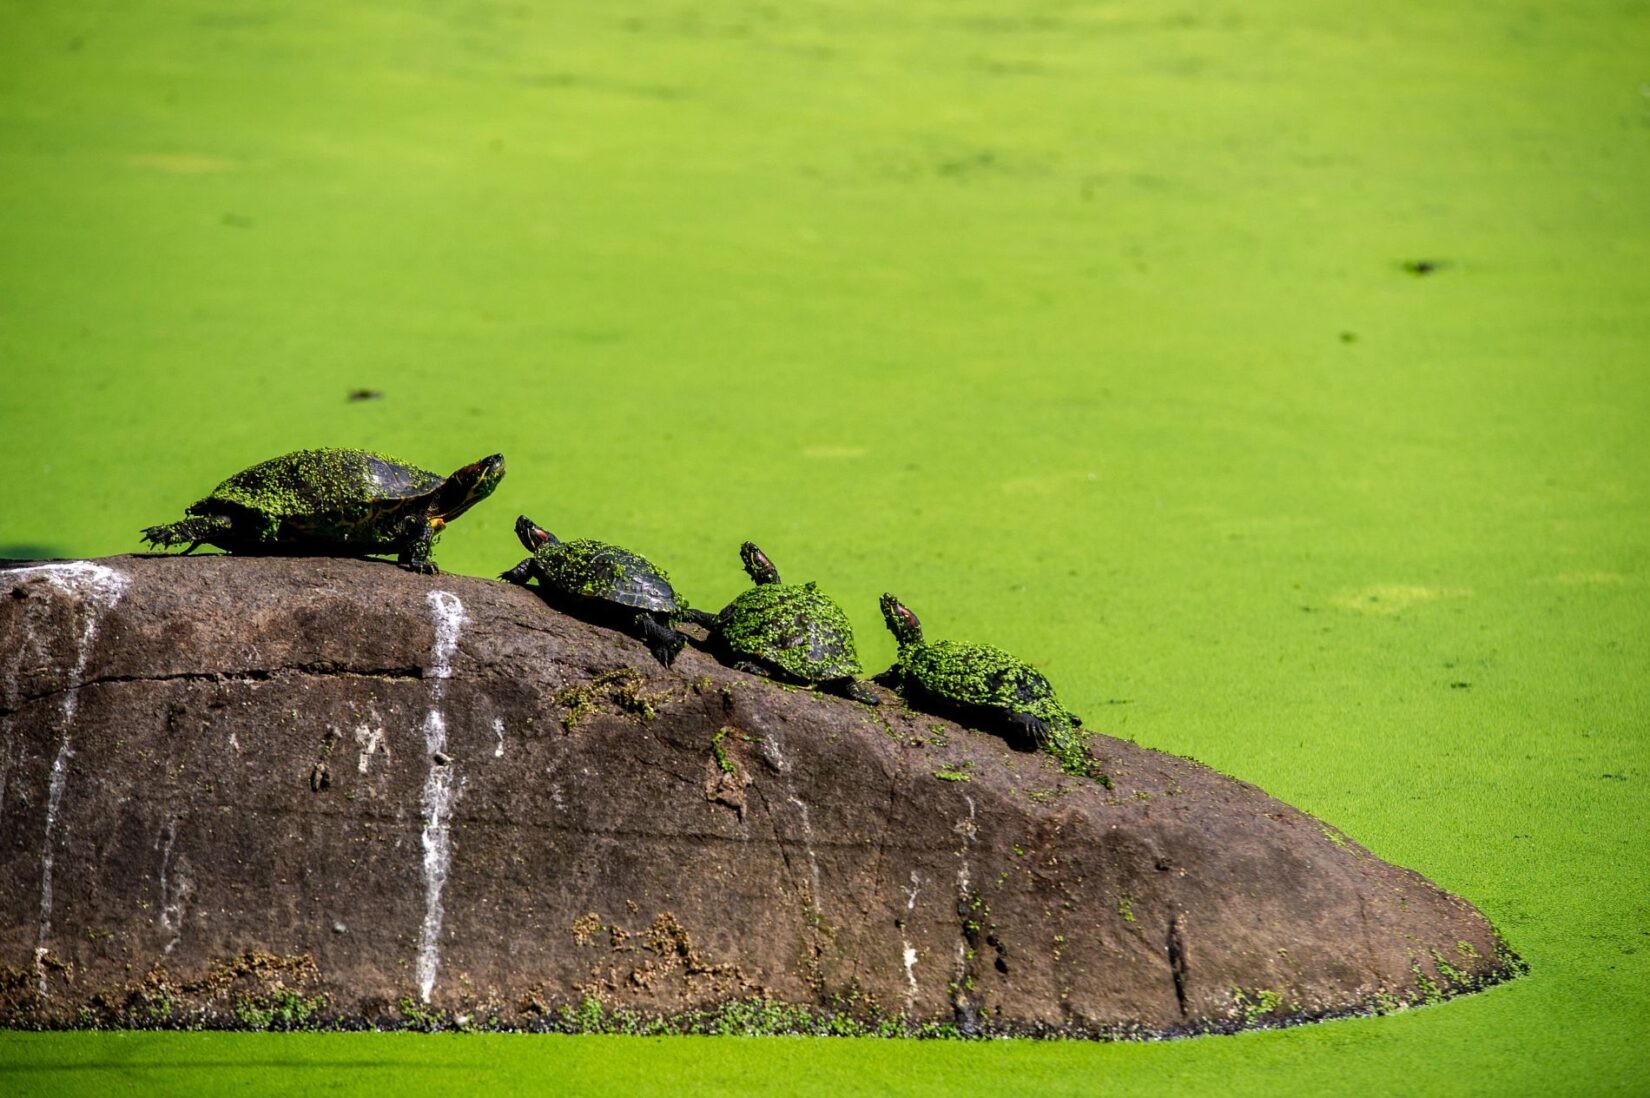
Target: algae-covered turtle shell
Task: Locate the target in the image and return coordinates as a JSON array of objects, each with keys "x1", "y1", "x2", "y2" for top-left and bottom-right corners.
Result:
[
  {"x1": 141, "y1": 448, "x2": 505, "y2": 574},
  {"x1": 879, "y1": 593, "x2": 1099, "y2": 780},
  {"x1": 501, "y1": 515, "x2": 688, "y2": 666},
  {"x1": 532, "y1": 538, "x2": 681, "y2": 613},
  {"x1": 897, "y1": 639, "x2": 1067, "y2": 724},
  {"x1": 718, "y1": 580, "x2": 862, "y2": 682},
  {"x1": 691, "y1": 542, "x2": 878, "y2": 704}
]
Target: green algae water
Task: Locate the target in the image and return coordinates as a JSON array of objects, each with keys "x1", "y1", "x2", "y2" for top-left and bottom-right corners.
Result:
[{"x1": 2, "y1": 0, "x2": 1647, "y2": 1094}]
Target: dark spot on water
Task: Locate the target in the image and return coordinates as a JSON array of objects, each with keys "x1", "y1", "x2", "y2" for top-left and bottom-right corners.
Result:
[
  {"x1": 937, "y1": 151, "x2": 998, "y2": 178},
  {"x1": 1402, "y1": 259, "x2": 1445, "y2": 276},
  {"x1": 347, "y1": 389, "x2": 383, "y2": 402},
  {"x1": 221, "y1": 213, "x2": 253, "y2": 229},
  {"x1": 1339, "y1": 331, "x2": 1357, "y2": 343},
  {"x1": 1450, "y1": 681, "x2": 1471, "y2": 689},
  {"x1": 1600, "y1": 773, "x2": 1627, "y2": 781}
]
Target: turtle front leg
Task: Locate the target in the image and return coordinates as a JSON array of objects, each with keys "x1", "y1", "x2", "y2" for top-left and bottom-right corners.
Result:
[
  {"x1": 828, "y1": 678, "x2": 882, "y2": 706},
  {"x1": 500, "y1": 558, "x2": 536, "y2": 585},
  {"x1": 399, "y1": 521, "x2": 440, "y2": 575},
  {"x1": 635, "y1": 613, "x2": 686, "y2": 667}
]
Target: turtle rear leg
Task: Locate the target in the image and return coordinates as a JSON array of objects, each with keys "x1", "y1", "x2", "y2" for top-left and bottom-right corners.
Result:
[
  {"x1": 1005, "y1": 711, "x2": 1051, "y2": 752},
  {"x1": 826, "y1": 678, "x2": 882, "y2": 706},
  {"x1": 142, "y1": 515, "x2": 233, "y2": 554},
  {"x1": 635, "y1": 613, "x2": 686, "y2": 667}
]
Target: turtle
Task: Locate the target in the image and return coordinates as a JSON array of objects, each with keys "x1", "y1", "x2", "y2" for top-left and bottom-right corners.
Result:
[
  {"x1": 687, "y1": 542, "x2": 879, "y2": 705},
  {"x1": 501, "y1": 515, "x2": 688, "y2": 666},
  {"x1": 141, "y1": 448, "x2": 505, "y2": 574},
  {"x1": 877, "y1": 593, "x2": 1102, "y2": 779}
]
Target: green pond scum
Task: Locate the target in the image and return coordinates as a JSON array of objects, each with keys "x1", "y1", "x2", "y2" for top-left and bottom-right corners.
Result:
[{"x1": 2, "y1": 0, "x2": 1647, "y2": 1094}]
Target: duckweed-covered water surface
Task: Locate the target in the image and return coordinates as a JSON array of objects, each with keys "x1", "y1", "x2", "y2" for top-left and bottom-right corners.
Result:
[{"x1": 2, "y1": 0, "x2": 1647, "y2": 1095}]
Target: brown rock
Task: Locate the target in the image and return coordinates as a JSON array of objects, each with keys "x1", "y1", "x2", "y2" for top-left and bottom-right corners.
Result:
[{"x1": 0, "y1": 555, "x2": 1518, "y2": 1034}]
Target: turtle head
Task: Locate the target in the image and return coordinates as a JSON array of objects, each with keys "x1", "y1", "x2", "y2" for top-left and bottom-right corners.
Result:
[
  {"x1": 515, "y1": 514, "x2": 559, "y2": 552},
  {"x1": 880, "y1": 593, "x2": 924, "y2": 649},
  {"x1": 740, "y1": 542, "x2": 781, "y2": 586},
  {"x1": 434, "y1": 453, "x2": 505, "y2": 522}
]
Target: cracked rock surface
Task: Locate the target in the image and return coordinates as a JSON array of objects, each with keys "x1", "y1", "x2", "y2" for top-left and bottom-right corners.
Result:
[{"x1": 0, "y1": 555, "x2": 1516, "y2": 1033}]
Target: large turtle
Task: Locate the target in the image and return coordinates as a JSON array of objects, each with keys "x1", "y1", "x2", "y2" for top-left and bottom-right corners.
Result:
[
  {"x1": 141, "y1": 448, "x2": 505, "y2": 574},
  {"x1": 877, "y1": 593, "x2": 1102, "y2": 779},
  {"x1": 501, "y1": 515, "x2": 688, "y2": 666},
  {"x1": 689, "y1": 542, "x2": 879, "y2": 704}
]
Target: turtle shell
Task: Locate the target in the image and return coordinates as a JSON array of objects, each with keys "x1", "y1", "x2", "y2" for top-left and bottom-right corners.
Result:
[
  {"x1": 535, "y1": 539, "x2": 679, "y2": 613},
  {"x1": 192, "y1": 449, "x2": 444, "y2": 538},
  {"x1": 719, "y1": 581, "x2": 862, "y2": 683},
  {"x1": 899, "y1": 640, "x2": 1073, "y2": 729}
]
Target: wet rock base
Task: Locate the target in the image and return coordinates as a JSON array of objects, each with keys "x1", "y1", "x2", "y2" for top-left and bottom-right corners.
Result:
[{"x1": 0, "y1": 556, "x2": 1522, "y2": 1036}]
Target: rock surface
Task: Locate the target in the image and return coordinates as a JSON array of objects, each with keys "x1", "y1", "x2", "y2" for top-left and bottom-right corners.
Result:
[{"x1": 0, "y1": 555, "x2": 1517, "y2": 1034}]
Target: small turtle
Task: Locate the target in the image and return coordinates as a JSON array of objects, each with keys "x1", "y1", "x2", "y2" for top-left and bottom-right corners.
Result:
[
  {"x1": 689, "y1": 542, "x2": 879, "y2": 705},
  {"x1": 141, "y1": 448, "x2": 504, "y2": 574},
  {"x1": 501, "y1": 515, "x2": 688, "y2": 666},
  {"x1": 877, "y1": 593, "x2": 1100, "y2": 778}
]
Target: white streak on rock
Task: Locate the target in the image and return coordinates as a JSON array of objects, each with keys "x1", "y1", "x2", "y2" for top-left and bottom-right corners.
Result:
[
  {"x1": 902, "y1": 870, "x2": 922, "y2": 1009},
  {"x1": 788, "y1": 793, "x2": 824, "y2": 905},
  {"x1": 12, "y1": 562, "x2": 128, "y2": 999},
  {"x1": 492, "y1": 717, "x2": 505, "y2": 758},
  {"x1": 765, "y1": 725, "x2": 824, "y2": 910},
  {"x1": 953, "y1": 795, "x2": 977, "y2": 980},
  {"x1": 0, "y1": 735, "x2": 14, "y2": 822},
  {"x1": 355, "y1": 723, "x2": 388, "y2": 773},
  {"x1": 156, "y1": 817, "x2": 190, "y2": 955},
  {"x1": 425, "y1": 590, "x2": 464, "y2": 687},
  {"x1": 415, "y1": 591, "x2": 466, "y2": 1003},
  {"x1": 35, "y1": 738, "x2": 72, "y2": 994},
  {"x1": 3, "y1": 562, "x2": 128, "y2": 726}
]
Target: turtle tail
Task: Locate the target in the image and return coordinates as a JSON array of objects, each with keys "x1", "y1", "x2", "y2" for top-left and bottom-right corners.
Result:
[{"x1": 142, "y1": 515, "x2": 231, "y2": 553}]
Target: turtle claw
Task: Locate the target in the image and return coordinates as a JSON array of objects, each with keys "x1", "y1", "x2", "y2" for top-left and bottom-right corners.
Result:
[
  {"x1": 500, "y1": 559, "x2": 535, "y2": 585},
  {"x1": 404, "y1": 559, "x2": 440, "y2": 576},
  {"x1": 839, "y1": 679, "x2": 881, "y2": 706},
  {"x1": 1006, "y1": 711, "x2": 1051, "y2": 752}
]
